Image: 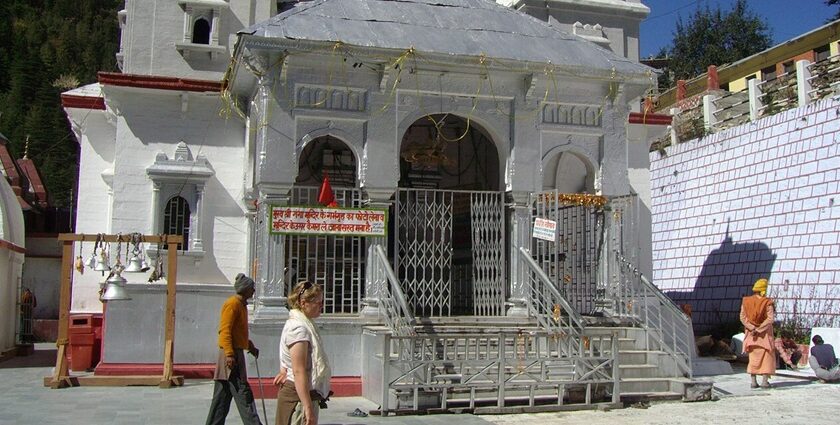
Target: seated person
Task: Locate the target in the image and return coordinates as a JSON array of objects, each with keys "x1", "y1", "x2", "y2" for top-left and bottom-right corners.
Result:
[
  {"x1": 775, "y1": 337, "x2": 802, "y2": 369},
  {"x1": 809, "y1": 335, "x2": 840, "y2": 382}
]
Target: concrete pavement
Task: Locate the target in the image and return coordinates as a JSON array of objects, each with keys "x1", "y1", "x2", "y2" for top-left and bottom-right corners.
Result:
[{"x1": 1, "y1": 344, "x2": 838, "y2": 424}]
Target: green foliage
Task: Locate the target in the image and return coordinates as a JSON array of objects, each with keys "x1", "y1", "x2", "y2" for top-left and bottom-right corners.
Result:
[
  {"x1": 0, "y1": 0, "x2": 121, "y2": 207},
  {"x1": 776, "y1": 318, "x2": 811, "y2": 345},
  {"x1": 828, "y1": 0, "x2": 840, "y2": 22},
  {"x1": 663, "y1": 0, "x2": 772, "y2": 84}
]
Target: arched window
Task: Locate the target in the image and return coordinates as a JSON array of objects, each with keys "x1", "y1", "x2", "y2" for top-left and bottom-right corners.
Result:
[
  {"x1": 164, "y1": 196, "x2": 191, "y2": 250},
  {"x1": 192, "y1": 18, "x2": 210, "y2": 45}
]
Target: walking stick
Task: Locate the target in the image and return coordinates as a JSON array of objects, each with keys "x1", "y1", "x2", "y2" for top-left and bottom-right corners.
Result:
[{"x1": 253, "y1": 355, "x2": 269, "y2": 425}]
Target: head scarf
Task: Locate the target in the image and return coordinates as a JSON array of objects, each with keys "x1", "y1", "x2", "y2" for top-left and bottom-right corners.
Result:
[
  {"x1": 234, "y1": 273, "x2": 255, "y2": 294},
  {"x1": 752, "y1": 278, "x2": 768, "y2": 296}
]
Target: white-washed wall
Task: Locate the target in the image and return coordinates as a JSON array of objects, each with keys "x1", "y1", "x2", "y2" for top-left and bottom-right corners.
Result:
[{"x1": 651, "y1": 97, "x2": 840, "y2": 332}]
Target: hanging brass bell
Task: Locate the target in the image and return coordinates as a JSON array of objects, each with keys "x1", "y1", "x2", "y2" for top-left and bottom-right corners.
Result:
[
  {"x1": 94, "y1": 251, "x2": 111, "y2": 272},
  {"x1": 100, "y1": 269, "x2": 131, "y2": 302},
  {"x1": 124, "y1": 255, "x2": 144, "y2": 273},
  {"x1": 86, "y1": 253, "x2": 97, "y2": 269}
]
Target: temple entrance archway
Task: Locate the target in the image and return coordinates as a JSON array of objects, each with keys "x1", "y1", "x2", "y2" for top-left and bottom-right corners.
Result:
[
  {"x1": 394, "y1": 114, "x2": 505, "y2": 317},
  {"x1": 285, "y1": 136, "x2": 366, "y2": 314}
]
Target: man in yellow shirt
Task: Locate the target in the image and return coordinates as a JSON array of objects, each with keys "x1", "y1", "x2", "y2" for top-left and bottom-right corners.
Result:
[{"x1": 206, "y1": 273, "x2": 262, "y2": 425}]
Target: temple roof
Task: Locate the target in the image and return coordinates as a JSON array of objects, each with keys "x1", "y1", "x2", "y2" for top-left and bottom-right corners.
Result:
[{"x1": 241, "y1": 0, "x2": 651, "y2": 79}]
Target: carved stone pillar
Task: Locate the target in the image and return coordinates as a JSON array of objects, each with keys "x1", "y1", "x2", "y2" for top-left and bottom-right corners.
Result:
[
  {"x1": 253, "y1": 186, "x2": 293, "y2": 322},
  {"x1": 150, "y1": 181, "x2": 161, "y2": 233},
  {"x1": 359, "y1": 187, "x2": 395, "y2": 317},
  {"x1": 507, "y1": 190, "x2": 531, "y2": 317},
  {"x1": 192, "y1": 183, "x2": 205, "y2": 251},
  {"x1": 599, "y1": 84, "x2": 630, "y2": 196}
]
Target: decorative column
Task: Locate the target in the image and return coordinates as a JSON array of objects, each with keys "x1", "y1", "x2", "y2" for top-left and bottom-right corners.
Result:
[
  {"x1": 150, "y1": 181, "x2": 161, "y2": 233},
  {"x1": 191, "y1": 183, "x2": 205, "y2": 251},
  {"x1": 254, "y1": 70, "x2": 274, "y2": 184},
  {"x1": 359, "y1": 187, "x2": 395, "y2": 317},
  {"x1": 506, "y1": 190, "x2": 531, "y2": 317},
  {"x1": 253, "y1": 187, "x2": 292, "y2": 322}
]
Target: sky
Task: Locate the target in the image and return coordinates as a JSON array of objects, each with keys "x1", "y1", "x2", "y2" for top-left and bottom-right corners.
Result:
[{"x1": 640, "y1": 0, "x2": 839, "y2": 58}]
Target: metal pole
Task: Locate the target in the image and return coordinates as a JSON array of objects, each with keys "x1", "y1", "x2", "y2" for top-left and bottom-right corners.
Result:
[{"x1": 254, "y1": 356, "x2": 269, "y2": 425}]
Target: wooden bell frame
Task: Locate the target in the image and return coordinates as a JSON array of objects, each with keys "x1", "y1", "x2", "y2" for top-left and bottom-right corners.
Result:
[{"x1": 46, "y1": 233, "x2": 184, "y2": 389}]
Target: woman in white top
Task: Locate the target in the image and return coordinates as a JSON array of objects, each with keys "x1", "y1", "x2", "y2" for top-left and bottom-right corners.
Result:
[{"x1": 273, "y1": 281, "x2": 331, "y2": 425}]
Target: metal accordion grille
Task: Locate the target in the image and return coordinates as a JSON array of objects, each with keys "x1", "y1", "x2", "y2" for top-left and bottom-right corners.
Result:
[{"x1": 284, "y1": 186, "x2": 366, "y2": 314}]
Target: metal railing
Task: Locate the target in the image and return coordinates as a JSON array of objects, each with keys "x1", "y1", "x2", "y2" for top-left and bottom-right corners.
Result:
[
  {"x1": 757, "y1": 71, "x2": 798, "y2": 116},
  {"x1": 380, "y1": 330, "x2": 619, "y2": 413},
  {"x1": 606, "y1": 250, "x2": 693, "y2": 378},
  {"x1": 367, "y1": 244, "x2": 416, "y2": 337},
  {"x1": 518, "y1": 247, "x2": 585, "y2": 341},
  {"x1": 807, "y1": 53, "x2": 840, "y2": 100},
  {"x1": 712, "y1": 88, "x2": 750, "y2": 130},
  {"x1": 665, "y1": 57, "x2": 840, "y2": 145}
]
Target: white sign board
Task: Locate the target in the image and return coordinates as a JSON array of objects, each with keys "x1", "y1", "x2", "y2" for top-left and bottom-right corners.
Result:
[{"x1": 533, "y1": 217, "x2": 557, "y2": 242}]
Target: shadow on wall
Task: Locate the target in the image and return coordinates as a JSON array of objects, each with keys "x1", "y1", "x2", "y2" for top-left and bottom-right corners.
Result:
[{"x1": 667, "y1": 231, "x2": 776, "y2": 334}]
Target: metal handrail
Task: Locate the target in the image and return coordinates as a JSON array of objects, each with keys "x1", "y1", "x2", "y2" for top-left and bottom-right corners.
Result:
[
  {"x1": 367, "y1": 244, "x2": 416, "y2": 336},
  {"x1": 381, "y1": 330, "x2": 620, "y2": 413},
  {"x1": 518, "y1": 246, "x2": 585, "y2": 336},
  {"x1": 611, "y1": 251, "x2": 693, "y2": 377}
]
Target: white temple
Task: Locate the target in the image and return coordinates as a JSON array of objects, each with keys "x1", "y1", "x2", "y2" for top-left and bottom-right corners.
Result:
[{"x1": 61, "y1": 0, "x2": 701, "y2": 411}]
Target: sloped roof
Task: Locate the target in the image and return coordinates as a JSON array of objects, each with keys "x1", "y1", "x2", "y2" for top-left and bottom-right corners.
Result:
[
  {"x1": 242, "y1": 0, "x2": 651, "y2": 78},
  {"x1": 17, "y1": 158, "x2": 47, "y2": 207}
]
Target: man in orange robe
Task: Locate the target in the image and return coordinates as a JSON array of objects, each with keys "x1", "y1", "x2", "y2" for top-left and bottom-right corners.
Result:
[{"x1": 739, "y1": 278, "x2": 775, "y2": 389}]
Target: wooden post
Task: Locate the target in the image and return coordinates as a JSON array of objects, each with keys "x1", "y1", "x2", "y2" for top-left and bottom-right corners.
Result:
[
  {"x1": 47, "y1": 233, "x2": 184, "y2": 388},
  {"x1": 49, "y1": 240, "x2": 75, "y2": 389},
  {"x1": 160, "y1": 238, "x2": 180, "y2": 388}
]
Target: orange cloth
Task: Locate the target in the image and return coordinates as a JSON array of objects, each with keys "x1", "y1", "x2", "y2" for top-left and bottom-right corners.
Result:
[
  {"x1": 217, "y1": 295, "x2": 250, "y2": 357},
  {"x1": 740, "y1": 294, "x2": 776, "y2": 374},
  {"x1": 747, "y1": 348, "x2": 776, "y2": 375}
]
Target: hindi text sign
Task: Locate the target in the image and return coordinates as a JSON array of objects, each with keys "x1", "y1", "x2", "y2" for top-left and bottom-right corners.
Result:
[
  {"x1": 270, "y1": 205, "x2": 387, "y2": 237},
  {"x1": 533, "y1": 217, "x2": 557, "y2": 242}
]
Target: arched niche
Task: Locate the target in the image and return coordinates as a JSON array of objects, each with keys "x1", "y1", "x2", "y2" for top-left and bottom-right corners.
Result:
[
  {"x1": 542, "y1": 149, "x2": 596, "y2": 194},
  {"x1": 295, "y1": 135, "x2": 357, "y2": 188},
  {"x1": 398, "y1": 113, "x2": 500, "y2": 191}
]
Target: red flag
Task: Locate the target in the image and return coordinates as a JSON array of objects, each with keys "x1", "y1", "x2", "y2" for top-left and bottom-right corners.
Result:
[{"x1": 318, "y1": 174, "x2": 338, "y2": 207}]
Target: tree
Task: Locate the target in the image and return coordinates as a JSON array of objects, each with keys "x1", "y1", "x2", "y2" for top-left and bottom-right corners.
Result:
[
  {"x1": 0, "y1": 0, "x2": 121, "y2": 208},
  {"x1": 828, "y1": 0, "x2": 840, "y2": 22},
  {"x1": 662, "y1": 0, "x2": 772, "y2": 84}
]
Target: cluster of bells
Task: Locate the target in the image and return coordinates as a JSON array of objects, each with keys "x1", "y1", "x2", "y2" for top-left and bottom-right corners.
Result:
[{"x1": 85, "y1": 242, "x2": 152, "y2": 302}]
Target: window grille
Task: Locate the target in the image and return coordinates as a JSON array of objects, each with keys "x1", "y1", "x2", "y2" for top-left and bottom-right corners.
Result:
[{"x1": 164, "y1": 196, "x2": 191, "y2": 250}]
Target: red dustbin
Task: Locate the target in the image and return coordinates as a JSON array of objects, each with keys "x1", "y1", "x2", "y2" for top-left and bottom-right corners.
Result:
[
  {"x1": 68, "y1": 314, "x2": 96, "y2": 372},
  {"x1": 91, "y1": 313, "x2": 103, "y2": 368}
]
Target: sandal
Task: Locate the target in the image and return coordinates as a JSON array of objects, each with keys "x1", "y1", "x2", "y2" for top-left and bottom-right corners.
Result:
[{"x1": 347, "y1": 408, "x2": 369, "y2": 417}]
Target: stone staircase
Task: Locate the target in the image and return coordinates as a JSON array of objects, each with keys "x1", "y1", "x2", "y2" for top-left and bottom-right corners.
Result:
[{"x1": 586, "y1": 326, "x2": 692, "y2": 401}]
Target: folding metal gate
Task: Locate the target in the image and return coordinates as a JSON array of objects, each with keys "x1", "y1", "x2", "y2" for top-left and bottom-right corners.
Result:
[
  {"x1": 395, "y1": 189, "x2": 505, "y2": 317},
  {"x1": 531, "y1": 191, "x2": 604, "y2": 315}
]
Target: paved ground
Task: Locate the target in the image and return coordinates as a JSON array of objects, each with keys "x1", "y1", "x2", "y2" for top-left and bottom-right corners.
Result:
[{"x1": 2, "y1": 344, "x2": 838, "y2": 424}]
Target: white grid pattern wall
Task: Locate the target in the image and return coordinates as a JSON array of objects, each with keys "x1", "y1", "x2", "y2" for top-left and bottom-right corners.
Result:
[{"x1": 650, "y1": 97, "x2": 840, "y2": 332}]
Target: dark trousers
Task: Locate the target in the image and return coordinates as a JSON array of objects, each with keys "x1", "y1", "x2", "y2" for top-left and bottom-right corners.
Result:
[{"x1": 205, "y1": 364, "x2": 262, "y2": 425}]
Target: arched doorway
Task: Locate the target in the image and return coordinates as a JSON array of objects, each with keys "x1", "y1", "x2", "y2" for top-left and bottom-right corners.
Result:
[
  {"x1": 284, "y1": 136, "x2": 365, "y2": 314},
  {"x1": 534, "y1": 149, "x2": 602, "y2": 314},
  {"x1": 394, "y1": 114, "x2": 505, "y2": 317}
]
